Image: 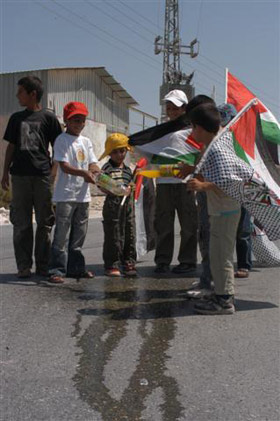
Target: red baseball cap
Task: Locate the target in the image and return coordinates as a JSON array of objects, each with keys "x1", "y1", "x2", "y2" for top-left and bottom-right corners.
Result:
[{"x1": 63, "y1": 101, "x2": 89, "y2": 121}]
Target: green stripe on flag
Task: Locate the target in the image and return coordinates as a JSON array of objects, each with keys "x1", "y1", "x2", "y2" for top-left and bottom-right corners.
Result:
[
  {"x1": 233, "y1": 134, "x2": 250, "y2": 165},
  {"x1": 151, "y1": 152, "x2": 199, "y2": 165},
  {"x1": 261, "y1": 119, "x2": 280, "y2": 145}
]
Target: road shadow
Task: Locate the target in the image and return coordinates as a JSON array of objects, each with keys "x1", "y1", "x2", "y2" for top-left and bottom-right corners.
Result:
[
  {"x1": 1, "y1": 268, "x2": 277, "y2": 320},
  {"x1": 76, "y1": 284, "x2": 278, "y2": 320},
  {"x1": 235, "y1": 298, "x2": 278, "y2": 311},
  {"x1": 85, "y1": 263, "x2": 200, "y2": 279},
  {"x1": 0, "y1": 264, "x2": 107, "y2": 286},
  {"x1": 0, "y1": 263, "x2": 199, "y2": 284},
  {"x1": 0, "y1": 272, "x2": 43, "y2": 286}
]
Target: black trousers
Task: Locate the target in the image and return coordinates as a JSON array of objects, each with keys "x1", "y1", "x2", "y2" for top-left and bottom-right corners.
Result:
[
  {"x1": 102, "y1": 195, "x2": 136, "y2": 269},
  {"x1": 10, "y1": 175, "x2": 54, "y2": 271},
  {"x1": 154, "y1": 183, "x2": 198, "y2": 266}
]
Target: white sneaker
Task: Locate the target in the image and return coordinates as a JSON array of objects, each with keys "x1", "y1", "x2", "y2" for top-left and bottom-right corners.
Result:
[
  {"x1": 186, "y1": 288, "x2": 213, "y2": 299},
  {"x1": 190, "y1": 280, "x2": 200, "y2": 288}
]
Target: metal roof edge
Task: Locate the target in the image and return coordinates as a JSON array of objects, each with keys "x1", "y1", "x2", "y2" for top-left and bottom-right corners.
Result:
[{"x1": 0, "y1": 66, "x2": 138, "y2": 105}]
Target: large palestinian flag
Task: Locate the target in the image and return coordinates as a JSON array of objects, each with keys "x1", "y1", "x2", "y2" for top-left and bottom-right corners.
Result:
[
  {"x1": 196, "y1": 100, "x2": 280, "y2": 241},
  {"x1": 129, "y1": 115, "x2": 202, "y2": 165},
  {"x1": 129, "y1": 118, "x2": 201, "y2": 258},
  {"x1": 226, "y1": 71, "x2": 280, "y2": 165},
  {"x1": 133, "y1": 158, "x2": 156, "y2": 259},
  {"x1": 226, "y1": 99, "x2": 280, "y2": 201}
]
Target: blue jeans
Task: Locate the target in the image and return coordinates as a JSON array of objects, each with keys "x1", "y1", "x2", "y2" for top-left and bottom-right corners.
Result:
[
  {"x1": 236, "y1": 207, "x2": 252, "y2": 270},
  {"x1": 49, "y1": 202, "x2": 89, "y2": 277}
]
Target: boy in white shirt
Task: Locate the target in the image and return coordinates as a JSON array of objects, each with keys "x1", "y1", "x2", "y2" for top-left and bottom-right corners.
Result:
[{"x1": 48, "y1": 101, "x2": 99, "y2": 283}]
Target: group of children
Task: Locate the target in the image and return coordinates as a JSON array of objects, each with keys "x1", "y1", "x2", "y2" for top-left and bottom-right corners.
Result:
[
  {"x1": 1, "y1": 76, "x2": 137, "y2": 285},
  {"x1": 2, "y1": 76, "x2": 251, "y2": 315}
]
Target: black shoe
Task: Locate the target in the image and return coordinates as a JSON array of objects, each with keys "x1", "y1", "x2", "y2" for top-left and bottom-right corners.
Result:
[
  {"x1": 172, "y1": 263, "x2": 196, "y2": 274},
  {"x1": 17, "y1": 268, "x2": 32, "y2": 279},
  {"x1": 154, "y1": 263, "x2": 170, "y2": 274},
  {"x1": 194, "y1": 295, "x2": 235, "y2": 315},
  {"x1": 123, "y1": 263, "x2": 137, "y2": 277}
]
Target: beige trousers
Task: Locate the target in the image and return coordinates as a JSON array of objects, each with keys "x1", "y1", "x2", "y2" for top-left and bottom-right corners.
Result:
[{"x1": 209, "y1": 210, "x2": 241, "y2": 295}]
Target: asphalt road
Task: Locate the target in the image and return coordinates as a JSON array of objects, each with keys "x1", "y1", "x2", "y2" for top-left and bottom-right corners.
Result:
[{"x1": 0, "y1": 219, "x2": 279, "y2": 421}]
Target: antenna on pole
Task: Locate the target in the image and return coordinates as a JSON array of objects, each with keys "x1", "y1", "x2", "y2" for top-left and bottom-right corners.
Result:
[
  {"x1": 155, "y1": 0, "x2": 199, "y2": 121},
  {"x1": 225, "y1": 67, "x2": 229, "y2": 103},
  {"x1": 211, "y1": 85, "x2": 216, "y2": 102}
]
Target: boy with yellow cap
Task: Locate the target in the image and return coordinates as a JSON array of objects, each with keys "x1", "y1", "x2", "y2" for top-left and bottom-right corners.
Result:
[{"x1": 99, "y1": 133, "x2": 136, "y2": 277}]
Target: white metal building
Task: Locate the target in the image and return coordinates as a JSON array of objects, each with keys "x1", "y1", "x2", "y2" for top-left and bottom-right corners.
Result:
[{"x1": 0, "y1": 67, "x2": 138, "y2": 172}]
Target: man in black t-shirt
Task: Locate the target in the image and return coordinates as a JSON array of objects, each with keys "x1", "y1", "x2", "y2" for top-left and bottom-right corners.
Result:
[{"x1": 1, "y1": 76, "x2": 62, "y2": 278}]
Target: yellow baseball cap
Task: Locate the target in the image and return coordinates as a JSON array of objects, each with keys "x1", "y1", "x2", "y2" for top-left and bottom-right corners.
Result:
[{"x1": 99, "y1": 133, "x2": 131, "y2": 160}]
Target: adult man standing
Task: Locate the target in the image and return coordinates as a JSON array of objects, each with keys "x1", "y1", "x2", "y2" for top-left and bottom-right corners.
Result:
[
  {"x1": 154, "y1": 89, "x2": 198, "y2": 274},
  {"x1": 1, "y1": 76, "x2": 62, "y2": 278}
]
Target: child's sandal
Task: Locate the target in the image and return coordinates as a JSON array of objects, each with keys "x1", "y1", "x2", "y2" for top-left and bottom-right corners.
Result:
[
  {"x1": 75, "y1": 271, "x2": 95, "y2": 282},
  {"x1": 105, "y1": 268, "x2": 121, "y2": 277},
  {"x1": 234, "y1": 269, "x2": 249, "y2": 278},
  {"x1": 48, "y1": 274, "x2": 64, "y2": 284},
  {"x1": 82, "y1": 270, "x2": 95, "y2": 279}
]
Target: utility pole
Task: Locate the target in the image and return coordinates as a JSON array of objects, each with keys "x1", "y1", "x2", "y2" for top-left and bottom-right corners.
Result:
[{"x1": 155, "y1": 0, "x2": 199, "y2": 121}]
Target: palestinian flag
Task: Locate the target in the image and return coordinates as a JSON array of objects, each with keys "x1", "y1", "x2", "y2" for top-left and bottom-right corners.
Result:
[
  {"x1": 228, "y1": 100, "x2": 280, "y2": 202},
  {"x1": 129, "y1": 116, "x2": 202, "y2": 166},
  {"x1": 129, "y1": 117, "x2": 201, "y2": 258},
  {"x1": 251, "y1": 224, "x2": 280, "y2": 267},
  {"x1": 133, "y1": 158, "x2": 156, "y2": 259},
  {"x1": 196, "y1": 101, "x2": 280, "y2": 241},
  {"x1": 227, "y1": 71, "x2": 280, "y2": 165}
]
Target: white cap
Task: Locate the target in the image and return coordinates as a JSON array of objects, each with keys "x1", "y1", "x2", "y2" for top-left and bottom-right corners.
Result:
[{"x1": 163, "y1": 89, "x2": 188, "y2": 107}]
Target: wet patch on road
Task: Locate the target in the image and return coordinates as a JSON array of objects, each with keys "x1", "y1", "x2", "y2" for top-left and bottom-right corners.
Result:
[{"x1": 73, "y1": 277, "x2": 194, "y2": 420}]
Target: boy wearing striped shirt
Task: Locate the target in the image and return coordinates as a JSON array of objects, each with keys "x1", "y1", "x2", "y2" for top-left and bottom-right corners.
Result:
[{"x1": 99, "y1": 133, "x2": 136, "y2": 277}]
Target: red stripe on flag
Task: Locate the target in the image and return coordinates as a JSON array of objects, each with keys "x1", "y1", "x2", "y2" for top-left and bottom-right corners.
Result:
[
  {"x1": 186, "y1": 134, "x2": 203, "y2": 150},
  {"x1": 227, "y1": 72, "x2": 266, "y2": 114},
  {"x1": 135, "y1": 175, "x2": 143, "y2": 200},
  {"x1": 136, "y1": 157, "x2": 148, "y2": 169},
  {"x1": 230, "y1": 106, "x2": 257, "y2": 159},
  {"x1": 134, "y1": 158, "x2": 148, "y2": 201}
]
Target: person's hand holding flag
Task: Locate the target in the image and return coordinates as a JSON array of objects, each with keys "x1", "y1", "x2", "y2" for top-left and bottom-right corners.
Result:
[{"x1": 176, "y1": 162, "x2": 195, "y2": 179}]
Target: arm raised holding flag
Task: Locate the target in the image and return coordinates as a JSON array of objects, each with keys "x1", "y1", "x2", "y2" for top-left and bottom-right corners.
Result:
[{"x1": 178, "y1": 98, "x2": 280, "y2": 241}]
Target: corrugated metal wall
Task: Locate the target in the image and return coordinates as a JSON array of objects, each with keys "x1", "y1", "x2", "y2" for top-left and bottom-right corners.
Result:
[
  {"x1": 0, "y1": 67, "x2": 133, "y2": 173},
  {"x1": 0, "y1": 70, "x2": 48, "y2": 114},
  {"x1": 0, "y1": 68, "x2": 131, "y2": 134}
]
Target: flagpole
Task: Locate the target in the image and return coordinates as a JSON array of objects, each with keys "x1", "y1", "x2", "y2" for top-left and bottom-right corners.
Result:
[
  {"x1": 225, "y1": 68, "x2": 228, "y2": 103},
  {"x1": 194, "y1": 97, "x2": 258, "y2": 174},
  {"x1": 120, "y1": 158, "x2": 147, "y2": 206}
]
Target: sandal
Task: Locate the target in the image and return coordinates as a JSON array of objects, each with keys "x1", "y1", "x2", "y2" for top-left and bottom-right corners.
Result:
[
  {"x1": 48, "y1": 274, "x2": 65, "y2": 284},
  {"x1": 234, "y1": 269, "x2": 249, "y2": 279},
  {"x1": 82, "y1": 270, "x2": 95, "y2": 279},
  {"x1": 105, "y1": 268, "x2": 121, "y2": 277},
  {"x1": 74, "y1": 271, "x2": 95, "y2": 282},
  {"x1": 67, "y1": 271, "x2": 95, "y2": 279}
]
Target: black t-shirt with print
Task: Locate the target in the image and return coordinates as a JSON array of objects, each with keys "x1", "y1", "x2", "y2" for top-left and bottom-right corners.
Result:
[{"x1": 4, "y1": 109, "x2": 62, "y2": 176}]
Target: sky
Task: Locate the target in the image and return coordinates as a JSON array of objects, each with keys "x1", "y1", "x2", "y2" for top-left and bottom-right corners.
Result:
[{"x1": 1, "y1": 0, "x2": 279, "y2": 131}]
